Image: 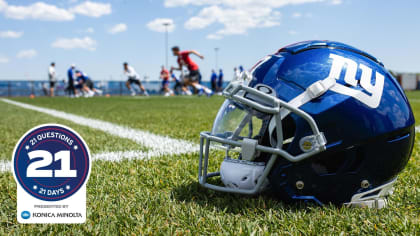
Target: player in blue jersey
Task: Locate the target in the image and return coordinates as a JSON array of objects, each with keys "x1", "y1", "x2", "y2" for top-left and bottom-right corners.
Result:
[
  {"x1": 75, "y1": 70, "x2": 102, "y2": 97},
  {"x1": 66, "y1": 64, "x2": 77, "y2": 97},
  {"x1": 171, "y1": 71, "x2": 182, "y2": 95},
  {"x1": 210, "y1": 70, "x2": 217, "y2": 92},
  {"x1": 217, "y1": 69, "x2": 224, "y2": 94}
]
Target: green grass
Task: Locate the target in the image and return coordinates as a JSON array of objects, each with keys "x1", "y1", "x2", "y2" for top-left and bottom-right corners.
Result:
[
  {"x1": 406, "y1": 91, "x2": 420, "y2": 125},
  {"x1": 0, "y1": 101, "x2": 145, "y2": 160},
  {"x1": 9, "y1": 96, "x2": 225, "y2": 142},
  {"x1": 0, "y1": 93, "x2": 419, "y2": 235}
]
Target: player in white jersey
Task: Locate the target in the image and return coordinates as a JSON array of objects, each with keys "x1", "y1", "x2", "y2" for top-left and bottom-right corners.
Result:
[
  {"x1": 123, "y1": 62, "x2": 149, "y2": 96},
  {"x1": 48, "y1": 62, "x2": 56, "y2": 97}
]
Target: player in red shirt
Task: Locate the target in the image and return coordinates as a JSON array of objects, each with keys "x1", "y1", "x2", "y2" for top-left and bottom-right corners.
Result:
[
  {"x1": 170, "y1": 46, "x2": 213, "y2": 96},
  {"x1": 160, "y1": 65, "x2": 173, "y2": 96}
]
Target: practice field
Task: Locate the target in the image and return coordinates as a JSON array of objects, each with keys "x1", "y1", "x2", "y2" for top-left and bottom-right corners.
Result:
[{"x1": 0, "y1": 93, "x2": 419, "y2": 234}]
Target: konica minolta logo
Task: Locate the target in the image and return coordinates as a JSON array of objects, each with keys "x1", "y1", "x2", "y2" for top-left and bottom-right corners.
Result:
[
  {"x1": 30, "y1": 212, "x2": 83, "y2": 218},
  {"x1": 21, "y1": 211, "x2": 30, "y2": 219}
]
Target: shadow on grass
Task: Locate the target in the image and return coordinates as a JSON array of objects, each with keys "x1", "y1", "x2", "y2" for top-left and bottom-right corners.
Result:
[{"x1": 170, "y1": 180, "x2": 322, "y2": 214}]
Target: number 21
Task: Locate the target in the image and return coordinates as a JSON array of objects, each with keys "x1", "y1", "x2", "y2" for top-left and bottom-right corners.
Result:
[{"x1": 26, "y1": 150, "x2": 77, "y2": 178}]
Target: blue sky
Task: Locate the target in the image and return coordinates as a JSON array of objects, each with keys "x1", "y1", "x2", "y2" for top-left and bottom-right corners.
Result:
[{"x1": 0, "y1": 0, "x2": 420, "y2": 81}]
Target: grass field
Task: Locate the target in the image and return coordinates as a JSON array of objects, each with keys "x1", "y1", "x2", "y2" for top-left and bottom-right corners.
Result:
[{"x1": 0, "y1": 93, "x2": 419, "y2": 235}]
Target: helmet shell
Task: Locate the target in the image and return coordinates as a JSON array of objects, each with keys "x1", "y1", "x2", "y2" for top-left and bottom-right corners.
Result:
[{"x1": 249, "y1": 40, "x2": 415, "y2": 204}]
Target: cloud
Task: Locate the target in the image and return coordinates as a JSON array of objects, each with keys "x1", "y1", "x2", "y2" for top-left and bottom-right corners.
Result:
[
  {"x1": 0, "y1": 56, "x2": 9, "y2": 63},
  {"x1": 166, "y1": 0, "x2": 341, "y2": 39},
  {"x1": 16, "y1": 49, "x2": 37, "y2": 59},
  {"x1": 0, "y1": 30, "x2": 23, "y2": 38},
  {"x1": 0, "y1": 0, "x2": 7, "y2": 11},
  {"x1": 288, "y1": 30, "x2": 298, "y2": 35},
  {"x1": 146, "y1": 18, "x2": 175, "y2": 33},
  {"x1": 0, "y1": 1, "x2": 111, "y2": 21},
  {"x1": 292, "y1": 12, "x2": 312, "y2": 19},
  {"x1": 70, "y1": 1, "x2": 111, "y2": 18},
  {"x1": 206, "y1": 34, "x2": 222, "y2": 40},
  {"x1": 3, "y1": 1, "x2": 74, "y2": 21},
  {"x1": 330, "y1": 0, "x2": 342, "y2": 4},
  {"x1": 108, "y1": 23, "x2": 127, "y2": 34},
  {"x1": 165, "y1": 0, "x2": 330, "y2": 8},
  {"x1": 77, "y1": 27, "x2": 94, "y2": 34},
  {"x1": 185, "y1": 5, "x2": 281, "y2": 37},
  {"x1": 52, "y1": 37, "x2": 97, "y2": 51},
  {"x1": 164, "y1": 0, "x2": 221, "y2": 7}
]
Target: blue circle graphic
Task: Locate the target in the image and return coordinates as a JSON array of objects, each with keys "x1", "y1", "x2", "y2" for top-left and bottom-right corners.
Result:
[
  {"x1": 12, "y1": 124, "x2": 90, "y2": 201},
  {"x1": 21, "y1": 211, "x2": 30, "y2": 219}
]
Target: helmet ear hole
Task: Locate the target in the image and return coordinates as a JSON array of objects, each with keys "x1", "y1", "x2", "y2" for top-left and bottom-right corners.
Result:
[{"x1": 268, "y1": 115, "x2": 296, "y2": 149}]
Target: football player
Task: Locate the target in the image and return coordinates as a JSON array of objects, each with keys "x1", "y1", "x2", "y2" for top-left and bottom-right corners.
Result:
[
  {"x1": 160, "y1": 66, "x2": 173, "y2": 96},
  {"x1": 217, "y1": 69, "x2": 224, "y2": 94},
  {"x1": 66, "y1": 64, "x2": 77, "y2": 97},
  {"x1": 172, "y1": 70, "x2": 192, "y2": 95},
  {"x1": 75, "y1": 70, "x2": 102, "y2": 97},
  {"x1": 210, "y1": 69, "x2": 217, "y2": 92},
  {"x1": 48, "y1": 62, "x2": 56, "y2": 97},
  {"x1": 123, "y1": 62, "x2": 149, "y2": 96},
  {"x1": 170, "y1": 46, "x2": 213, "y2": 96}
]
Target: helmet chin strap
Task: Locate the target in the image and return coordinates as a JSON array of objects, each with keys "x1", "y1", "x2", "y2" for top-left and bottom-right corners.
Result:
[
  {"x1": 269, "y1": 76, "x2": 336, "y2": 147},
  {"x1": 280, "y1": 76, "x2": 336, "y2": 119}
]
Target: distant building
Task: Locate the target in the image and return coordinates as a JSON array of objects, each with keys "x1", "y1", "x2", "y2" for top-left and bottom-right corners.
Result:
[{"x1": 393, "y1": 72, "x2": 420, "y2": 90}]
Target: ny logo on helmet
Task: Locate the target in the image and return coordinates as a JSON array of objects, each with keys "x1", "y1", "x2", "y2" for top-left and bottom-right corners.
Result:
[{"x1": 326, "y1": 53, "x2": 385, "y2": 108}]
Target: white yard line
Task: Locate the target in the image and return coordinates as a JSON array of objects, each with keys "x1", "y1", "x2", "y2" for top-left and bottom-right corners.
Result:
[
  {"x1": 0, "y1": 160, "x2": 10, "y2": 173},
  {"x1": 91, "y1": 150, "x2": 163, "y2": 162},
  {"x1": 0, "y1": 98, "x2": 200, "y2": 173},
  {"x1": 1, "y1": 98, "x2": 199, "y2": 156}
]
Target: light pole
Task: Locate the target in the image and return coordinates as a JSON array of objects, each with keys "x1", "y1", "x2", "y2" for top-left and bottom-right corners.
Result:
[
  {"x1": 214, "y1": 47, "x2": 219, "y2": 70},
  {"x1": 163, "y1": 22, "x2": 170, "y2": 69}
]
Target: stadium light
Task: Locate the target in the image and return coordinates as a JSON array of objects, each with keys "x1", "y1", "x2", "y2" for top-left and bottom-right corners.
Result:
[{"x1": 163, "y1": 22, "x2": 171, "y2": 69}]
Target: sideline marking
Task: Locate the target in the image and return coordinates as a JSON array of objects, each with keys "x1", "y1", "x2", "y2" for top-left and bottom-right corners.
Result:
[
  {"x1": 0, "y1": 98, "x2": 200, "y2": 173},
  {"x1": 0, "y1": 160, "x2": 10, "y2": 173},
  {"x1": 1, "y1": 98, "x2": 199, "y2": 157}
]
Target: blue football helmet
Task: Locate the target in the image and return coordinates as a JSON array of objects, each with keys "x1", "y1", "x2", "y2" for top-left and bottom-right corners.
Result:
[{"x1": 198, "y1": 40, "x2": 415, "y2": 208}]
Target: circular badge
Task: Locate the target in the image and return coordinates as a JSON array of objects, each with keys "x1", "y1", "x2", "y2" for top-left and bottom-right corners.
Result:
[{"x1": 12, "y1": 124, "x2": 91, "y2": 201}]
